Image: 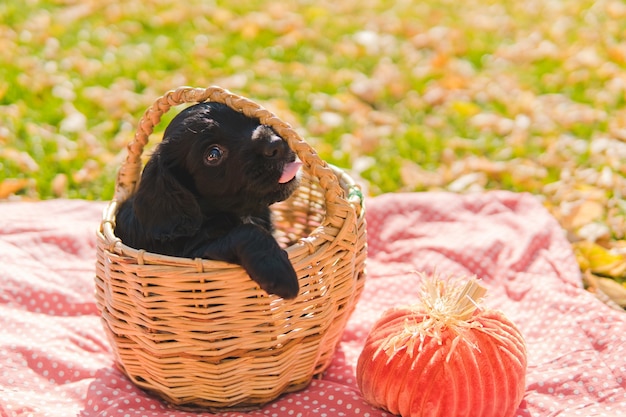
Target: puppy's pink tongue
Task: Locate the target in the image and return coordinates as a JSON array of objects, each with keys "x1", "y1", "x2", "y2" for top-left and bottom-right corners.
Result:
[{"x1": 279, "y1": 160, "x2": 302, "y2": 183}]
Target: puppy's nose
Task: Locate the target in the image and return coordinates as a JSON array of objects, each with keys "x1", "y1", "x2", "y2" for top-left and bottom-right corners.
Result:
[{"x1": 262, "y1": 136, "x2": 287, "y2": 159}]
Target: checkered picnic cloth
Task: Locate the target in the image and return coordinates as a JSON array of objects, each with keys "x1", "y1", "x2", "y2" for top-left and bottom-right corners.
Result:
[{"x1": 1, "y1": 191, "x2": 625, "y2": 417}]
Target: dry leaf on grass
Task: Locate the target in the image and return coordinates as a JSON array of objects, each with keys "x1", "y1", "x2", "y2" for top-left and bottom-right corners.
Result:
[
  {"x1": 584, "y1": 270, "x2": 626, "y2": 309},
  {"x1": 0, "y1": 179, "x2": 35, "y2": 199},
  {"x1": 596, "y1": 277, "x2": 626, "y2": 307}
]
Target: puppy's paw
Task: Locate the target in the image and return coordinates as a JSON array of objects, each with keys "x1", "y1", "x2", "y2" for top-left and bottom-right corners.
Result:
[
  {"x1": 204, "y1": 224, "x2": 300, "y2": 299},
  {"x1": 248, "y1": 249, "x2": 299, "y2": 299}
]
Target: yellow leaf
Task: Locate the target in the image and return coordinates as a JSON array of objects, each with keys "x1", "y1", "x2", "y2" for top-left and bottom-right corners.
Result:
[
  {"x1": 450, "y1": 101, "x2": 480, "y2": 117},
  {"x1": 574, "y1": 241, "x2": 626, "y2": 278}
]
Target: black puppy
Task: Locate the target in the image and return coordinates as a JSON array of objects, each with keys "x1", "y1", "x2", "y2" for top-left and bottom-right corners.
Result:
[{"x1": 114, "y1": 102, "x2": 302, "y2": 299}]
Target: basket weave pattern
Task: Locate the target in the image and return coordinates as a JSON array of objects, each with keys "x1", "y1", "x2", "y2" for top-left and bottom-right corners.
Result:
[{"x1": 95, "y1": 86, "x2": 367, "y2": 410}]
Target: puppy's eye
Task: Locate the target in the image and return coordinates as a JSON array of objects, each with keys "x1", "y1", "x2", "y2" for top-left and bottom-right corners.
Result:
[{"x1": 204, "y1": 145, "x2": 226, "y2": 166}]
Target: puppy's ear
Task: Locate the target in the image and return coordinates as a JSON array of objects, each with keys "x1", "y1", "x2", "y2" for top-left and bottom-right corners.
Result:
[{"x1": 132, "y1": 156, "x2": 202, "y2": 241}]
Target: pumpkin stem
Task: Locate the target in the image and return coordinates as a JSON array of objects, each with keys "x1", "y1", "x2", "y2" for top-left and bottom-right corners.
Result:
[
  {"x1": 380, "y1": 274, "x2": 488, "y2": 360},
  {"x1": 419, "y1": 274, "x2": 487, "y2": 323},
  {"x1": 453, "y1": 278, "x2": 488, "y2": 321}
]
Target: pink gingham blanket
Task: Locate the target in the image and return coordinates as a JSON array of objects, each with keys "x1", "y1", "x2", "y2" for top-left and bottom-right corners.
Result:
[{"x1": 1, "y1": 191, "x2": 625, "y2": 417}]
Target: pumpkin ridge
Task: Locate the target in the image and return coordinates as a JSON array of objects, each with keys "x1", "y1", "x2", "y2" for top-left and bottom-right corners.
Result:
[
  {"x1": 440, "y1": 344, "x2": 461, "y2": 417},
  {"x1": 408, "y1": 346, "x2": 447, "y2": 417},
  {"x1": 449, "y1": 335, "x2": 473, "y2": 417},
  {"x1": 386, "y1": 326, "x2": 414, "y2": 414},
  {"x1": 383, "y1": 331, "x2": 420, "y2": 414},
  {"x1": 458, "y1": 325, "x2": 486, "y2": 414},
  {"x1": 356, "y1": 337, "x2": 384, "y2": 408},
  {"x1": 481, "y1": 314, "x2": 527, "y2": 415},
  {"x1": 482, "y1": 329, "x2": 510, "y2": 416},
  {"x1": 478, "y1": 330, "x2": 498, "y2": 416},
  {"x1": 480, "y1": 312, "x2": 527, "y2": 365},
  {"x1": 477, "y1": 312, "x2": 528, "y2": 382},
  {"x1": 403, "y1": 333, "x2": 450, "y2": 416}
]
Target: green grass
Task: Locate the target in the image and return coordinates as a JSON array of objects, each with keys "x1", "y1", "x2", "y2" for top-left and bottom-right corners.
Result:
[{"x1": 2, "y1": 0, "x2": 626, "y2": 232}]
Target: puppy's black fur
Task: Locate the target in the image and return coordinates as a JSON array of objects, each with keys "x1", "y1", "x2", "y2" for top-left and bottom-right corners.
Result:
[{"x1": 114, "y1": 102, "x2": 300, "y2": 299}]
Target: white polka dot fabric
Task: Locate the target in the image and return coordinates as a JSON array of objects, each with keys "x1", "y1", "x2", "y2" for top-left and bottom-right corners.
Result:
[{"x1": 1, "y1": 192, "x2": 625, "y2": 417}]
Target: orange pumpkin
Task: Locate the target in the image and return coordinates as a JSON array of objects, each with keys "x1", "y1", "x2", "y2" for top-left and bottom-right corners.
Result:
[{"x1": 356, "y1": 275, "x2": 527, "y2": 417}]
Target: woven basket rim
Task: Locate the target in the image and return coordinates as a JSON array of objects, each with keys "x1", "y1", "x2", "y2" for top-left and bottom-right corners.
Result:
[{"x1": 100, "y1": 85, "x2": 364, "y2": 268}]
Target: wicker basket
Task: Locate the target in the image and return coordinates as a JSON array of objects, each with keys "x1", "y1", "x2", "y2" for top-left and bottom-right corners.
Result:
[{"x1": 95, "y1": 86, "x2": 367, "y2": 410}]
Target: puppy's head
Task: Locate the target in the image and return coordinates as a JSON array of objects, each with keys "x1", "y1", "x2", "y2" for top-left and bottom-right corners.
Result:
[{"x1": 156, "y1": 102, "x2": 301, "y2": 214}]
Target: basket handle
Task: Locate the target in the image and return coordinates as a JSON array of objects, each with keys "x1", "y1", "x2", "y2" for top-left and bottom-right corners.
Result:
[{"x1": 114, "y1": 86, "x2": 358, "y2": 218}]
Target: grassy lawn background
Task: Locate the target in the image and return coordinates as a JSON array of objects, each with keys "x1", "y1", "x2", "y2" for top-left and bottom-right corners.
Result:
[{"x1": 2, "y1": 0, "x2": 626, "y2": 305}]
